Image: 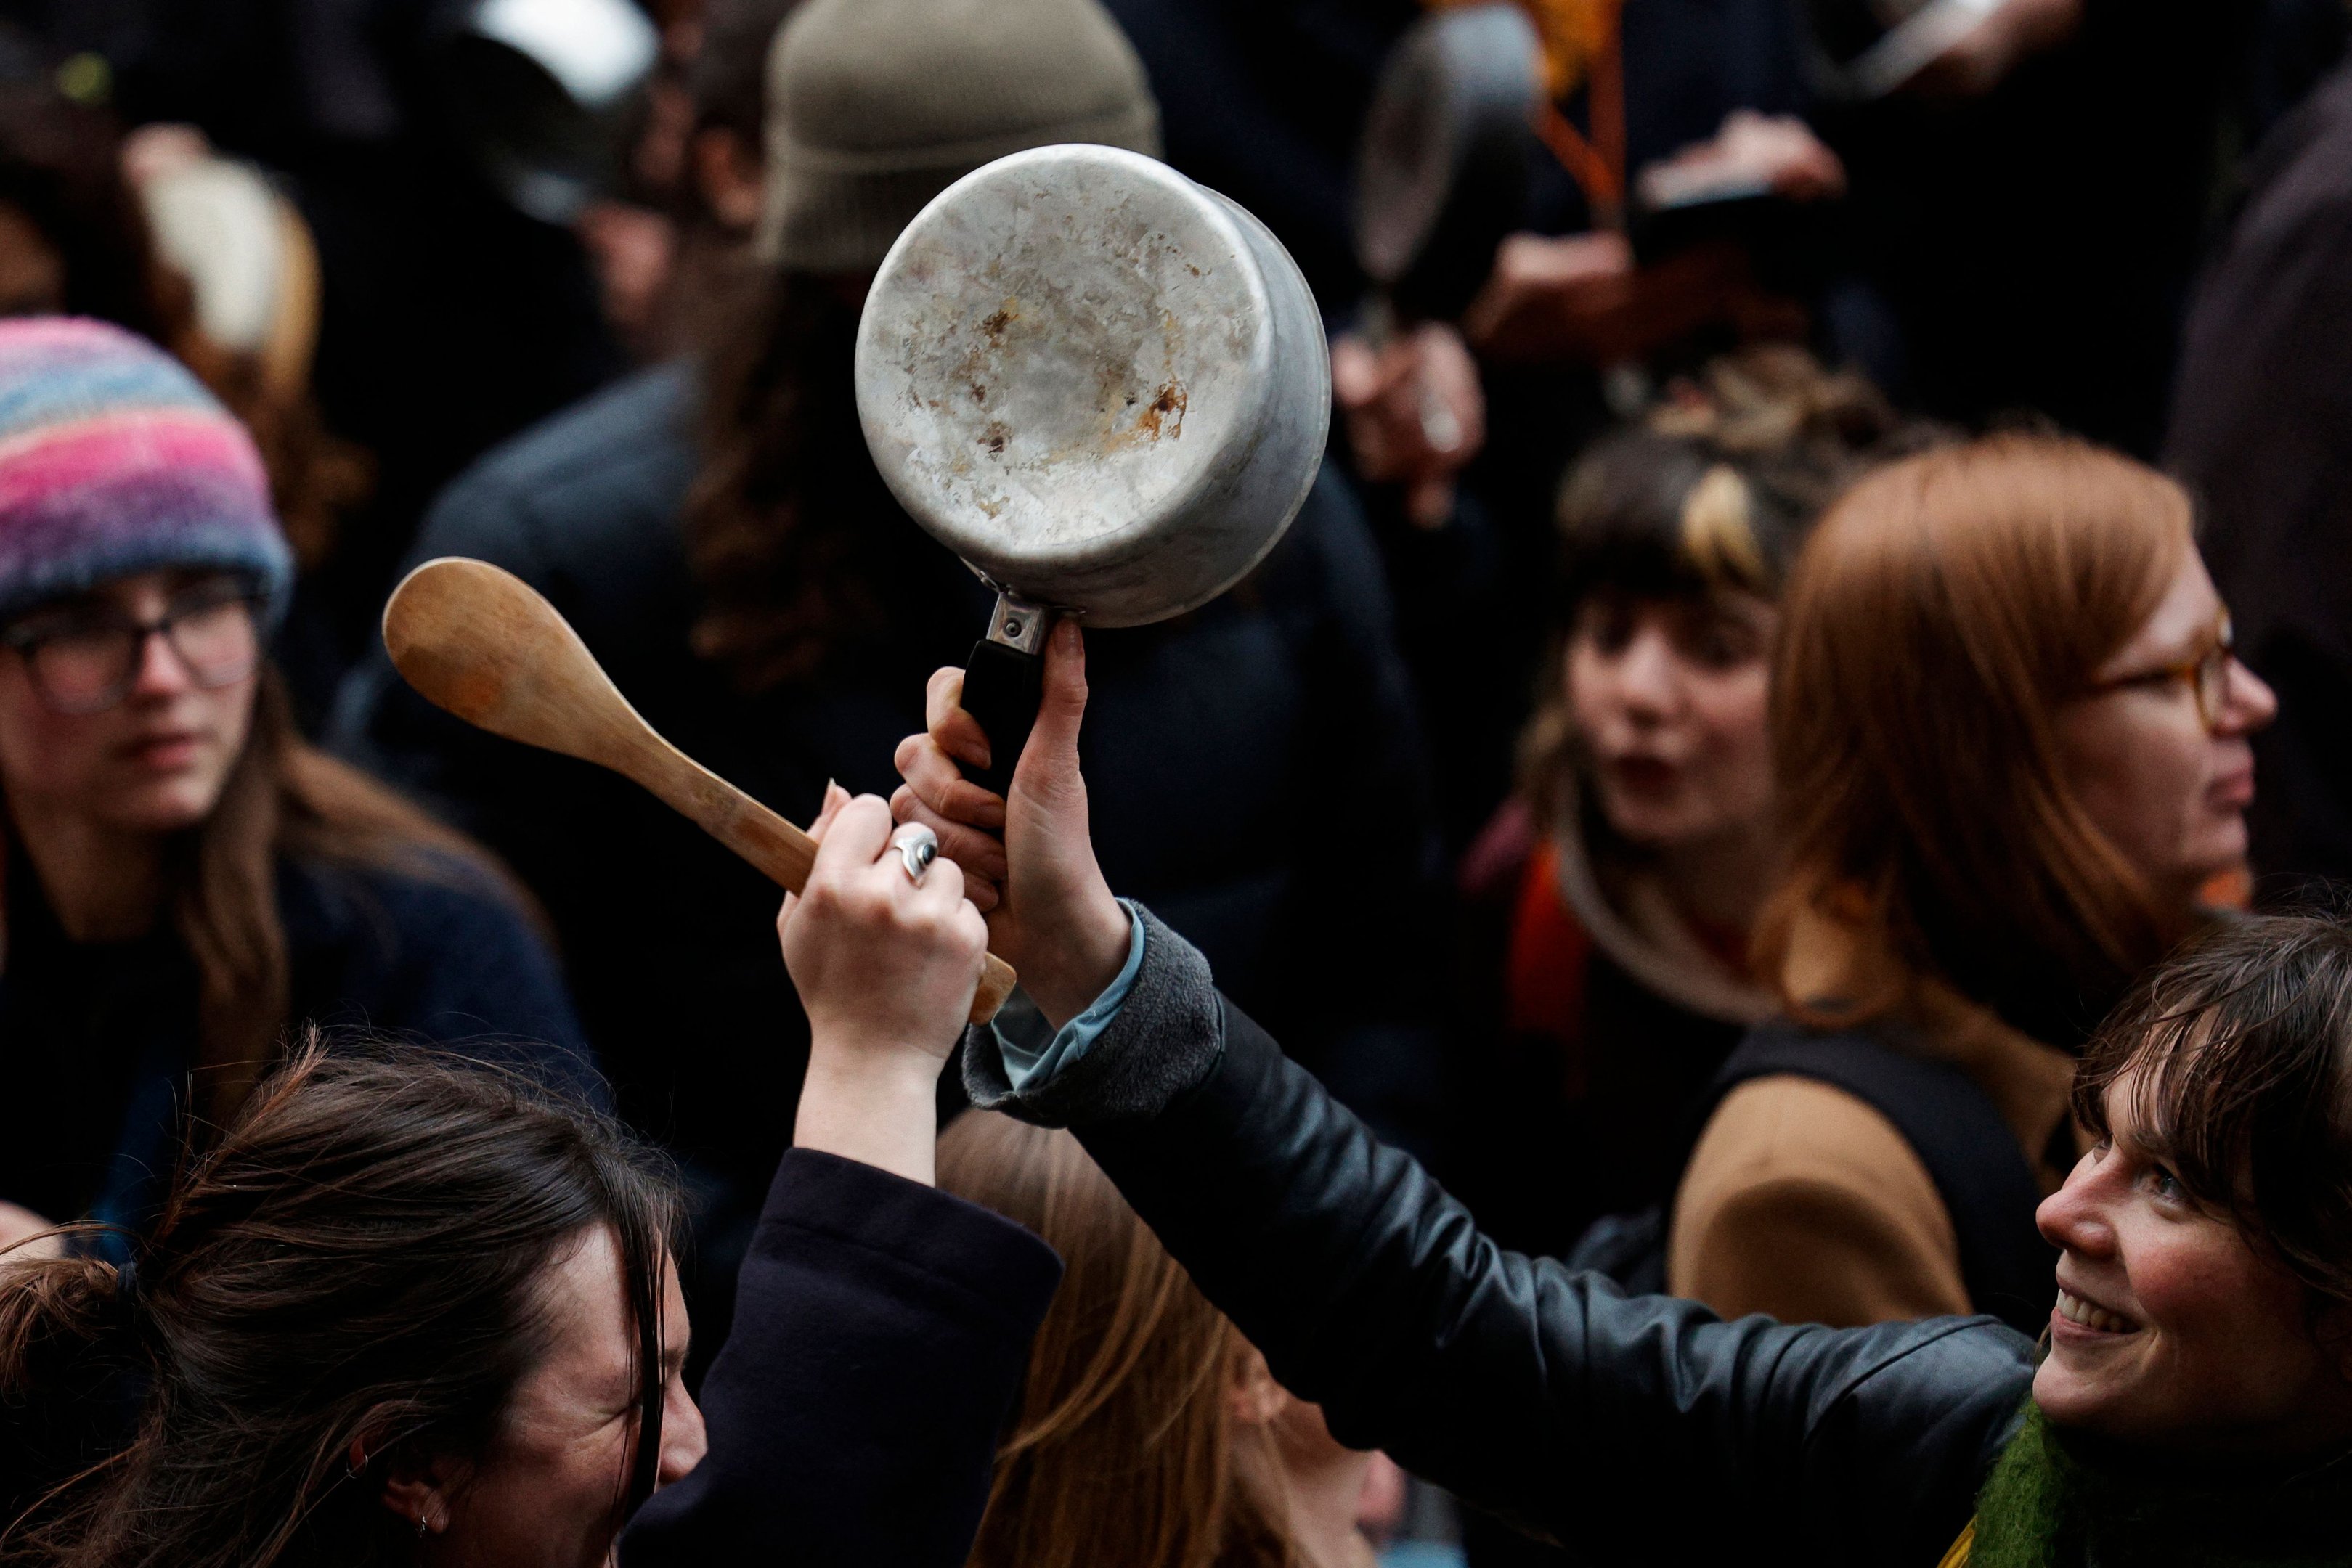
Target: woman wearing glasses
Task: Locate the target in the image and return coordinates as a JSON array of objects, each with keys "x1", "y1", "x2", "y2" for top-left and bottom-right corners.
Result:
[
  {"x1": 0, "y1": 318, "x2": 590, "y2": 1255},
  {"x1": 1603, "y1": 431, "x2": 2278, "y2": 1331}
]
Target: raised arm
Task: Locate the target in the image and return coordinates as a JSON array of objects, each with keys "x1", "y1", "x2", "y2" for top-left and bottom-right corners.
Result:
[
  {"x1": 893, "y1": 630, "x2": 2034, "y2": 1565},
  {"x1": 624, "y1": 788, "x2": 1062, "y2": 1566}
]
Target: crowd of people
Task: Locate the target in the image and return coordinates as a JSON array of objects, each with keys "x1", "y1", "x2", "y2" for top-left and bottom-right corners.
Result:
[{"x1": 2, "y1": 0, "x2": 2352, "y2": 1564}]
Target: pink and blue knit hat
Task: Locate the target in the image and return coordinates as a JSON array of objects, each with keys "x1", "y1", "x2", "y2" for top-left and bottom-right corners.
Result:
[{"x1": 0, "y1": 317, "x2": 290, "y2": 626}]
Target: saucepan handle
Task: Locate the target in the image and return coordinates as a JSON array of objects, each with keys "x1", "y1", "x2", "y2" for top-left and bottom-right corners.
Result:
[{"x1": 957, "y1": 593, "x2": 1051, "y2": 799}]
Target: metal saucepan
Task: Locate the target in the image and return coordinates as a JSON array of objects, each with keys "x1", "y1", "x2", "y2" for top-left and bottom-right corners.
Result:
[
  {"x1": 428, "y1": 0, "x2": 661, "y2": 224},
  {"x1": 855, "y1": 142, "x2": 1330, "y2": 793},
  {"x1": 1804, "y1": 0, "x2": 2003, "y2": 100},
  {"x1": 1353, "y1": 1, "x2": 1541, "y2": 322}
]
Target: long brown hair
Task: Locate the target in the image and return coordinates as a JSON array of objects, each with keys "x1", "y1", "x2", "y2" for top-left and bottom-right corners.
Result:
[
  {"x1": 683, "y1": 265, "x2": 941, "y2": 691},
  {"x1": 0, "y1": 1042, "x2": 683, "y2": 1568},
  {"x1": 938, "y1": 1113, "x2": 1293, "y2": 1568},
  {"x1": 1757, "y1": 432, "x2": 2193, "y2": 1036},
  {"x1": 1, "y1": 664, "x2": 530, "y2": 1122}
]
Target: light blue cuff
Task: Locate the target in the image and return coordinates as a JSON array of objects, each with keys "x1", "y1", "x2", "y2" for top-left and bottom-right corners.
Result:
[{"x1": 994, "y1": 899, "x2": 1147, "y2": 1092}]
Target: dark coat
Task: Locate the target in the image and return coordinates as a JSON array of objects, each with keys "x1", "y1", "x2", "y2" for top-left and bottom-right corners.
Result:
[
  {"x1": 969, "y1": 907, "x2": 2035, "y2": 1564},
  {"x1": 620, "y1": 1148, "x2": 1062, "y2": 1566},
  {"x1": 1099, "y1": 0, "x2": 1419, "y2": 317},
  {"x1": 1102, "y1": 0, "x2": 1807, "y2": 319},
  {"x1": 1446, "y1": 796, "x2": 1764, "y2": 1260},
  {"x1": 2166, "y1": 54, "x2": 2352, "y2": 890},
  {"x1": 329, "y1": 362, "x2": 1445, "y2": 1283},
  {"x1": 0, "y1": 846, "x2": 592, "y2": 1232},
  {"x1": 1818, "y1": 0, "x2": 2246, "y2": 455}
]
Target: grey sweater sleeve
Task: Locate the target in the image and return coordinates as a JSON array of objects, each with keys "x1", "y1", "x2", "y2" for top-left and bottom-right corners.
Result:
[{"x1": 962, "y1": 904, "x2": 1226, "y2": 1125}]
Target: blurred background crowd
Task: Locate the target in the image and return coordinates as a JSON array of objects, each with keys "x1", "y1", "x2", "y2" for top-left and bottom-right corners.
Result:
[{"x1": 4, "y1": 0, "x2": 2352, "y2": 1561}]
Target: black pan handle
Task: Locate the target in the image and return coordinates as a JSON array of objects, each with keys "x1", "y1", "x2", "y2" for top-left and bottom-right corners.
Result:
[{"x1": 957, "y1": 593, "x2": 1051, "y2": 799}]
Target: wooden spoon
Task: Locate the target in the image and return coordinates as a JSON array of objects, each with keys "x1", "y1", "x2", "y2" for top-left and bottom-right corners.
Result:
[{"x1": 382, "y1": 555, "x2": 1017, "y2": 1024}]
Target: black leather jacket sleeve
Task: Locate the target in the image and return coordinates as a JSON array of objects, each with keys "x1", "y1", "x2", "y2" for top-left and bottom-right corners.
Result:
[{"x1": 974, "y1": 913, "x2": 2035, "y2": 1565}]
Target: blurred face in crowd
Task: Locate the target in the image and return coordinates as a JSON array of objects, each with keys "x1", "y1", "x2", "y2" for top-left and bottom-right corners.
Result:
[
  {"x1": 1231, "y1": 1344, "x2": 1359, "y2": 1476},
  {"x1": 2053, "y1": 550, "x2": 2276, "y2": 912},
  {"x1": 2033, "y1": 1070, "x2": 2352, "y2": 1453},
  {"x1": 423, "y1": 1227, "x2": 706, "y2": 1567},
  {"x1": 1566, "y1": 589, "x2": 1776, "y2": 852},
  {"x1": 1229, "y1": 1345, "x2": 1396, "y2": 1551},
  {"x1": 0, "y1": 570, "x2": 261, "y2": 837}
]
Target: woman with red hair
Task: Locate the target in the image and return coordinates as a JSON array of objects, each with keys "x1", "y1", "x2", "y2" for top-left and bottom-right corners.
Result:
[{"x1": 1661, "y1": 434, "x2": 2274, "y2": 1331}]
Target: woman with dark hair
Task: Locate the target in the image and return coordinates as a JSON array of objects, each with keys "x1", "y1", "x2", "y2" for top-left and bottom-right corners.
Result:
[
  {"x1": 942, "y1": 1111, "x2": 1385, "y2": 1568},
  {"x1": 1452, "y1": 346, "x2": 1910, "y2": 1256},
  {"x1": 0, "y1": 1042, "x2": 697, "y2": 1564},
  {"x1": 1, "y1": 783, "x2": 1059, "y2": 1567},
  {"x1": 882, "y1": 634, "x2": 2352, "y2": 1565},
  {"x1": 0, "y1": 317, "x2": 589, "y2": 1254}
]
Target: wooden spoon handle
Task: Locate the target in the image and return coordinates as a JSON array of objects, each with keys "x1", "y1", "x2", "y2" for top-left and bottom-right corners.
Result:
[{"x1": 659, "y1": 764, "x2": 1019, "y2": 1026}]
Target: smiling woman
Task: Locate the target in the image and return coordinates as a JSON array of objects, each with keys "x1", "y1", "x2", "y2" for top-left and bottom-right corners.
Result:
[{"x1": 2037, "y1": 918, "x2": 2352, "y2": 1454}]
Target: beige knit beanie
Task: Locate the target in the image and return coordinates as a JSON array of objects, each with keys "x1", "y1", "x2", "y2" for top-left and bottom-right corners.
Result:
[{"x1": 757, "y1": 0, "x2": 1162, "y2": 272}]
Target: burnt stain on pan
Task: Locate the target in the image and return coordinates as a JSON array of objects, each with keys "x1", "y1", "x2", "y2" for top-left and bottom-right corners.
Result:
[{"x1": 1135, "y1": 381, "x2": 1187, "y2": 440}]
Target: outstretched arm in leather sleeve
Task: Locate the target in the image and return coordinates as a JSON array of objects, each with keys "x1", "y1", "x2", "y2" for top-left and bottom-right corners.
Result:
[{"x1": 890, "y1": 626, "x2": 2033, "y2": 1565}]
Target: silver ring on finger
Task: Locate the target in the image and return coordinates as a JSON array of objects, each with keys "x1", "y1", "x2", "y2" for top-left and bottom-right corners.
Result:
[{"x1": 890, "y1": 822, "x2": 939, "y2": 885}]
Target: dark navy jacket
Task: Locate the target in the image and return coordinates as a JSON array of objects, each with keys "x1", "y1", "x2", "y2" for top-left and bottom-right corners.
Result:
[
  {"x1": 0, "y1": 846, "x2": 593, "y2": 1233},
  {"x1": 620, "y1": 1148, "x2": 1061, "y2": 1566}
]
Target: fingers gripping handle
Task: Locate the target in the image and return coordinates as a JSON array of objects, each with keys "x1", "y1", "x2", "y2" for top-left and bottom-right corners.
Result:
[
  {"x1": 720, "y1": 797, "x2": 1017, "y2": 1024},
  {"x1": 959, "y1": 593, "x2": 1050, "y2": 799},
  {"x1": 960, "y1": 641, "x2": 1044, "y2": 797}
]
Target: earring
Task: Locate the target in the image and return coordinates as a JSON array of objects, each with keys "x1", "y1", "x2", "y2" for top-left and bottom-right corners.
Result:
[{"x1": 415, "y1": 1510, "x2": 430, "y2": 1538}]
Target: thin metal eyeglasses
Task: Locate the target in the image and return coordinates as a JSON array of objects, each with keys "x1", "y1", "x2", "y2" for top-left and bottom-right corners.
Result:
[
  {"x1": 2087, "y1": 609, "x2": 2238, "y2": 734},
  {"x1": 2, "y1": 583, "x2": 263, "y2": 716}
]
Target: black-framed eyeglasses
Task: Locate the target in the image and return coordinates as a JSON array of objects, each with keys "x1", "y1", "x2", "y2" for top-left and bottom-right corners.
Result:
[
  {"x1": 2088, "y1": 609, "x2": 2237, "y2": 734},
  {"x1": 3, "y1": 579, "x2": 264, "y2": 716}
]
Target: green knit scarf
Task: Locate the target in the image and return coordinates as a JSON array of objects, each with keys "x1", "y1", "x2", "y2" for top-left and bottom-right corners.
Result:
[{"x1": 1967, "y1": 1402, "x2": 2352, "y2": 1568}]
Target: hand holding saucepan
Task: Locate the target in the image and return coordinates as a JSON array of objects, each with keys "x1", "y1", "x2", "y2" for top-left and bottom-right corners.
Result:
[{"x1": 892, "y1": 621, "x2": 1131, "y2": 1033}]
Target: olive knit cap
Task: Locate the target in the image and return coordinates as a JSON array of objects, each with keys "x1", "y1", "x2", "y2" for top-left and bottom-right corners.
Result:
[
  {"x1": 0, "y1": 317, "x2": 290, "y2": 627},
  {"x1": 756, "y1": 0, "x2": 1162, "y2": 272}
]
